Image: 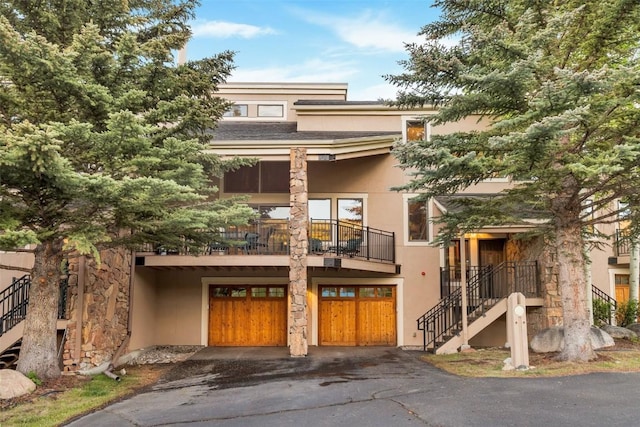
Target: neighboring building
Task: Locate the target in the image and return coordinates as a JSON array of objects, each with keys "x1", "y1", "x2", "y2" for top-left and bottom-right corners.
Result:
[{"x1": 0, "y1": 82, "x2": 623, "y2": 369}]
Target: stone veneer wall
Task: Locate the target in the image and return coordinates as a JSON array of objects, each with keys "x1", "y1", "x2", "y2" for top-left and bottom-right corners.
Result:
[
  {"x1": 506, "y1": 234, "x2": 562, "y2": 337},
  {"x1": 62, "y1": 248, "x2": 131, "y2": 372}
]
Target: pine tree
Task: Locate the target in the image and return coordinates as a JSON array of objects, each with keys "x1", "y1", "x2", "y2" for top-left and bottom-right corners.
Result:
[
  {"x1": 0, "y1": 0, "x2": 255, "y2": 379},
  {"x1": 388, "y1": 0, "x2": 640, "y2": 362}
]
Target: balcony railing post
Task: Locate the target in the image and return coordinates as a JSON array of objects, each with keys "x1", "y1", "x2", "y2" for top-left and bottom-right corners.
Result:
[{"x1": 366, "y1": 226, "x2": 370, "y2": 260}]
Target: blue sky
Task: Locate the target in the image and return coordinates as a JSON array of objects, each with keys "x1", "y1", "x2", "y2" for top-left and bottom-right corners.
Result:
[{"x1": 185, "y1": 1, "x2": 440, "y2": 101}]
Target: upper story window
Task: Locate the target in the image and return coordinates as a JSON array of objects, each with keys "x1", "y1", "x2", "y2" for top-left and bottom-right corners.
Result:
[
  {"x1": 258, "y1": 104, "x2": 284, "y2": 118},
  {"x1": 222, "y1": 101, "x2": 288, "y2": 120},
  {"x1": 223, "y1": 104, "x2": 248, "y2": 117},
  {"x1": 223, "y1": 161, "x2": 289, "y2": 193},
  {"x1": 403, "y1": 194, "x2": 431, "y2": 245},
  {"x1": 408, "y1": 199, "x2": 428, "y2": 241},
  {"x1": 402, "y1": 116, "x2": 430, "y2": 143}
]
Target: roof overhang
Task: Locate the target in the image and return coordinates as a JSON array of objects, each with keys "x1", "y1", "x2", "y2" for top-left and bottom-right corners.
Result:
[{"x1": 206, "y1": 135, "x2": 400, "y2": 161}]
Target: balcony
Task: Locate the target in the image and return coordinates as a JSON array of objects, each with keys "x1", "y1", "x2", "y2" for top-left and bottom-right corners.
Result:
[
  {"x1": 137, "y1": 219, "x2": 396, "y2": 271},
  {"x1": 615, "y1": 229, "x2": 630, "y2": 257}
]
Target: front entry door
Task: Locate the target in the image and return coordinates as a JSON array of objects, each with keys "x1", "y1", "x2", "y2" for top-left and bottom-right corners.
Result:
[
  {"x1": 478, "y1": 240, "x2": 505, "y2": 298},
  {"x1": 479, "y1": 239, "x2": 505, "y2": 267}
]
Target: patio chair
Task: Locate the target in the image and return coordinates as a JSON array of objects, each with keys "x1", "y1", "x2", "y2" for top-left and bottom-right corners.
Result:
[
  {"x1": 241, "y1": 228, "x2": 275, "y2": 254},
  {"x1": 309, "y1": 238, "x2": 324, "y2": 254},
  {"x1": 327, "y1": 238, "x2": 362, "y2": 257}
]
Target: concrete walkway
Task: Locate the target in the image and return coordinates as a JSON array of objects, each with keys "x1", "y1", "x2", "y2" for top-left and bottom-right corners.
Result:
[{"x1": 66, "y1": 347, "x2": 640, "y2": 426}]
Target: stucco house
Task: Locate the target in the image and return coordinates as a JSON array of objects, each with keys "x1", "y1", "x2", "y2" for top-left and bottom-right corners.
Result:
[{"x1": 0, "y1": 82, "x2": 624, "y2": 369}]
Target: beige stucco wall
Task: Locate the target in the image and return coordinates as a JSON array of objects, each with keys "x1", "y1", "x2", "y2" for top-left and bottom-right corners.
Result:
[
  {"x1": 297, "y1": 113, "x2": 402, "y2": 132},
  {"x1": 0, "y1": 251, "x2": 34, "y2": 290},
  {"x1": 129, "y1": 267, "x2": 158, "y2": 350},
  {"x1": 152, "y1": 270, "x2": 204, "y2": 345}
]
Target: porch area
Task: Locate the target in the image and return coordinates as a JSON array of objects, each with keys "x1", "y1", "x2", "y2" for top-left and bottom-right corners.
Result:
[
  {"x1": 417, "y1": 261, "x2": 543, "y2": 353},
  {"x1": 138, "y1": 218, "x2": 396, "y2": 264}
]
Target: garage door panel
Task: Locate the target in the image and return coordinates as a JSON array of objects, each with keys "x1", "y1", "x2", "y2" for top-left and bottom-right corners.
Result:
[
  {"x1": 357, "y1": 300, "x2": 396, "y2": 345},
  {"x1": 320, "y1": 286, "x2": 396, "y2": 346},
  {"x1": 320, "y1": 300, "x2": 356, "y2": 345},
  {"x1": 209, "y1": 286, "x2": 287, "y2": 346}
]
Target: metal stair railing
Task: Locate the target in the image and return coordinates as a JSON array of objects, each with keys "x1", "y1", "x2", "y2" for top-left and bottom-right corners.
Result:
[
  {"x1": 1, "y1": 275, "x2": 69, "y2": 338},
  {"x1": 592, "y1": 285, "x2": 616, "y2": 326},
  {"x1": 417, "y1": 261, "x2": 539, "y2": 352},
  {"x1": 0, "y1": 275, "x2": 30, "y2": 337}
]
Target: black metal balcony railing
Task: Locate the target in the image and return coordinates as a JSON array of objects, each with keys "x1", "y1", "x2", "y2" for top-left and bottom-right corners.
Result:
[
  {"x1": 142, "y1": 218, "x2": 396, "y2": 263},
  {"x1": 417, "y1": 261, "x2": 539, "y2": 352},
  {"x1": 439, "y1": 261, "x2": 540, "y2": 299},
  {"x1": 615, "y1": 229, "x2": 630, "y2": 256}
]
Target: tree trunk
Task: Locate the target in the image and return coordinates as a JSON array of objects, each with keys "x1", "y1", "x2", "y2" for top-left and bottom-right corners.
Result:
[
  {"x1": 16, "y1": 240, "x2": 64, "y2": 380},
  {"x1": 556, "y1": 222, "x2": 596, "y2": 361}
]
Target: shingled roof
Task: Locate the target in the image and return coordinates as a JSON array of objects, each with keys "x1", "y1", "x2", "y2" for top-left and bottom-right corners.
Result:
[{"x1": 209, "y1": 121, "x2": 399, "y2": 141}]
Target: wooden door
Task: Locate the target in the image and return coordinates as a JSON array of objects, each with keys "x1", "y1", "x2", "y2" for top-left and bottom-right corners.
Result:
[
  {"x1": 319, "y1": 286, "x2": 396, "y2": 346},
  {"x1": 209, "y1": 285, "x2": 287, "y2": 346},
  {"x1": 479, "y1": 239, "x2": 505, "y2": 267},
  {"x1": 616, "y1": 285, "x2": 630, "y2": 303}
]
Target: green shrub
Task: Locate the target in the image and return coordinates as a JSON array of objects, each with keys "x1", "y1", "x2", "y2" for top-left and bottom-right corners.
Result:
[
  {"x1": 26, "y1": 371, "x2": 42, "y2": 386},
  {"x1": 592, "y1": 299, "x2": 615, "y2": 327},
  {"x1": 615, "y1": 299, "x2": 639, "y2": 327}
]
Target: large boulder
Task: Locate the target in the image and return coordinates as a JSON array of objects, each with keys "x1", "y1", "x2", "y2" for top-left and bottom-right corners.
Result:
[
  {"x1": 626, "y1": 323, "x2": 640, "y2": 336},
  {"x1": 601, "y1": 324, "x2": 637, "y2": 340},
  {"x1": 530, "y1": 326, "x2": 615, "y2": 353},
  {"x1": 0, "y1": 370, "x2": 36, "y2": 400}
]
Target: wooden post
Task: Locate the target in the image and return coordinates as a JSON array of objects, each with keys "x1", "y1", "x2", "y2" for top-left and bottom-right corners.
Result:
[
  {"x1": 289, "y1": 148, "x2": 308, "y2": 356},
  {"x1": 460, "y1": 235, "x2": 469, "y2": 348},
  {"x1": 507, "y1": 292, "x2": 529, "y2": 368}
]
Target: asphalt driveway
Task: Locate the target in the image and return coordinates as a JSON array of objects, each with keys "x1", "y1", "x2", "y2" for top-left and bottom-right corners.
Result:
[{"x1": 66, "y1": 347, "x2": 640, "y2": 426}]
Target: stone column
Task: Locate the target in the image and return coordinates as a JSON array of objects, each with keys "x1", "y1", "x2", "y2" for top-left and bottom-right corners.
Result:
[{"x1": 289, "y1": 147, "x2": 308, "y2": 356}]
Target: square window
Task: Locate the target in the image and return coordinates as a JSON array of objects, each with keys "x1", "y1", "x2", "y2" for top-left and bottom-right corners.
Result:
[{"x1": 406, "y1": 121, "x2": 426, "y2": 142}]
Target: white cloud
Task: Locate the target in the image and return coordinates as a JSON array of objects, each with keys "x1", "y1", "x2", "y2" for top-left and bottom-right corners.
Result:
[
  {"x1": 291, "y1": 8, "x2": 422, "y2": 53},
  {"x1": 229, "y1": 58, "x2": 359, "y2": 84},
  {"x1": 192, "y1": 20, "x2": 277, "y2": 39},
  {"x1": 353, "y1": 82, "x2": 399, "y2": 102}
]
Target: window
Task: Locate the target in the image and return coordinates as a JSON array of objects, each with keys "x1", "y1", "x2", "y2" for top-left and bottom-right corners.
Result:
[
  {"x1": 406, "y1": 121, "x2": 426, "y2": 141},
  {"x1": 407, "y1": 199, "x2": 428, "y2": 241},
  {"x1": 402, "y1": 117, "x2": 430, "y2": 142},
  {"x1": 338, "y1": 198, "x2": 362, "y2": 224},
  {"x1": 255, "y1": 205, "x2": 290, "y2": 219},
  {"x1": 223, "y1": 104, "x2": 248, "y2": 117},
  {"x1": 258, "y1": 104, "x2": 284, "y2": 117},
  {"x1": 224, "y1": 161, "x2": 289, "y2": 193},
  {"x1": 309, "y1": 199, "x2": 331, "y2": 220},
  {"x1": 359, "y1": 287, "x2": 394, "y2": 298}
]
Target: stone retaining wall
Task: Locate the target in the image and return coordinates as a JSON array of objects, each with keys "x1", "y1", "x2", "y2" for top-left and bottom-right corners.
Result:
[
  {"x1": 506, "y1": 235, "x2": 562, "y2": 337},
  {"x1": 62, "y1": 248, "x2": 131, "y2": 372}
]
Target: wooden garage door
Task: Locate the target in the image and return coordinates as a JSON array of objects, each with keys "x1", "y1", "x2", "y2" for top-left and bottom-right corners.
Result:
[
  {"x1": 208, "y1": 285, "x2": 287, "y2": 346},
  {"x1": 319, "y1": 286, "x2": 396, "y2": 346}
]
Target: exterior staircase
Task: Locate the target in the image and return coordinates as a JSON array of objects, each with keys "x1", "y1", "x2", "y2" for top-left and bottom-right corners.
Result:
[
  {"x1": 0, "y1": 275, "x2": 68, "y2": 369},
  {"x1": 417, "y1": 261, "x2": 540, "y2": 354}
]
